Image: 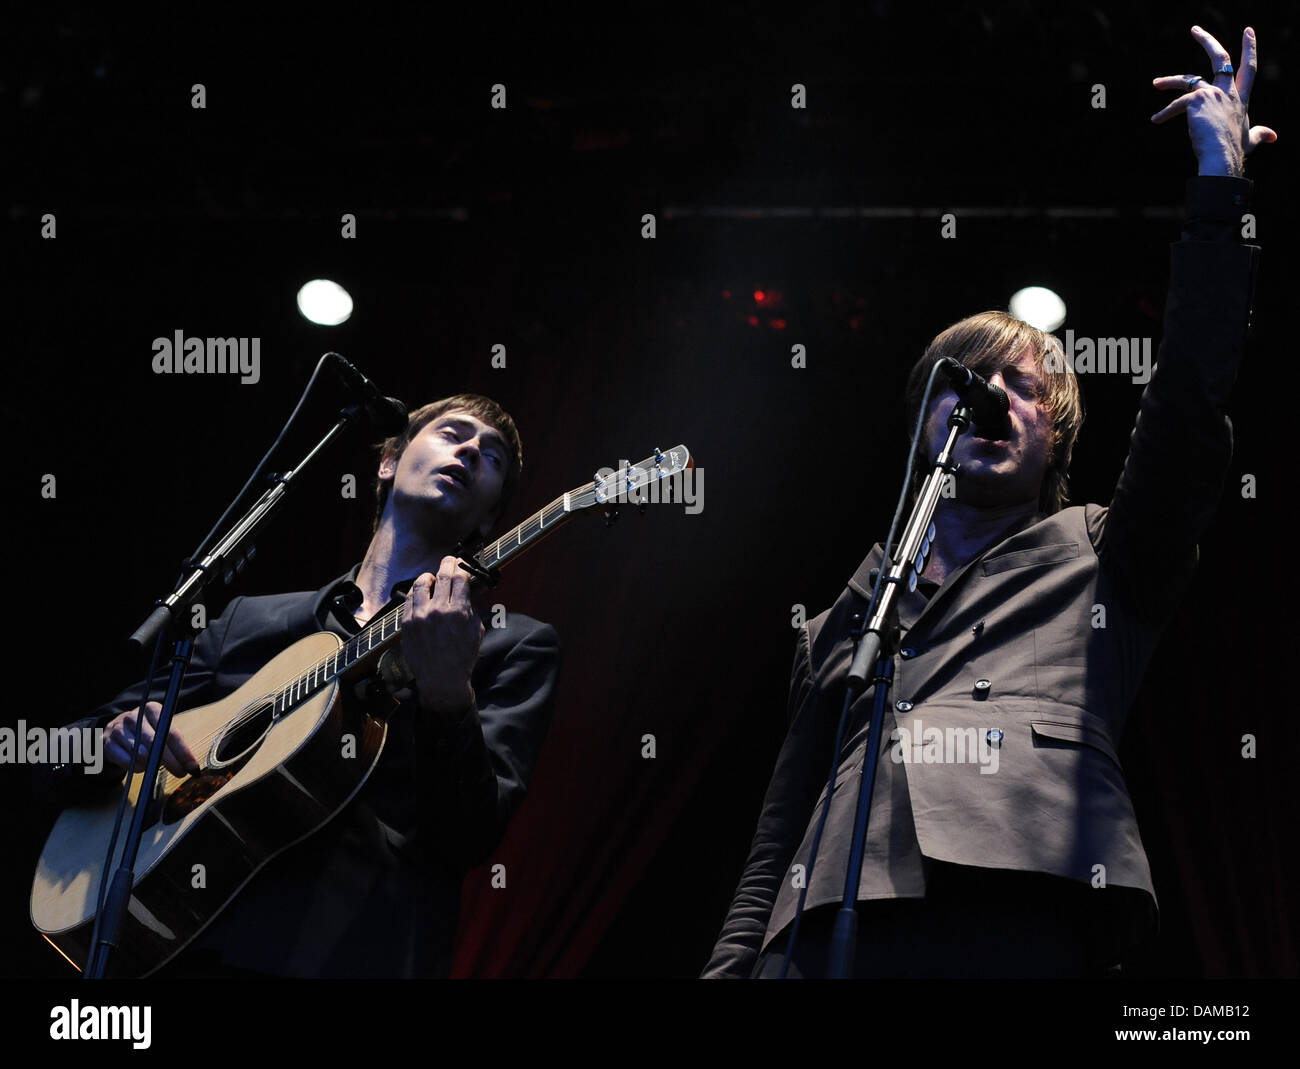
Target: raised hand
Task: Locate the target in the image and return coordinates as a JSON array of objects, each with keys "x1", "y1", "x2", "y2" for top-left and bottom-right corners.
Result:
[{"x1": 1151, "y1": 26, "x2": 1277, "y2": 177}]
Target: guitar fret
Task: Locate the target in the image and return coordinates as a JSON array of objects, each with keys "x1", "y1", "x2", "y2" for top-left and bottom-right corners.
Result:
[{"x1": 256, "y1": 462, "x2": 683, "y2": 732}]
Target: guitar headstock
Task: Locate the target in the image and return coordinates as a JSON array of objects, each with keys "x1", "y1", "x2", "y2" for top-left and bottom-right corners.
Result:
[
  {"x1": 471, "y1": 445, "x2": 697, "y2": 575},
  {"x1": 568, "y1": 445, "x2": 694, "y2": 512}
]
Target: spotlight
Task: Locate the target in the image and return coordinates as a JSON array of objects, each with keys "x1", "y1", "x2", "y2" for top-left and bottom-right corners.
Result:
[
  {"x1": 297, "y1": 279, "x2": 354, "y2": 326},
  {"x1": 1008, "y1": 286, "x2": 1066, "y2": 332}
]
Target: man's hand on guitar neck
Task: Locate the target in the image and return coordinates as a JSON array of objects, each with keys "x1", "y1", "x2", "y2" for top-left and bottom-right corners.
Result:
[
  {"x1": 103, "y1": 701, "x2": 200, "y2": 777},
  {"x1": 399, "y1": 555, "x2": 486, "y2": 714}
]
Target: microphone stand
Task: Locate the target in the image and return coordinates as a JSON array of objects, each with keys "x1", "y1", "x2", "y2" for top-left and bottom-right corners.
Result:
[
  {"x1": 85, "y1": 401, "x2": 373, "y2": 979},
  {"x1": 825, "y1": 400, "x2": 974, "y2": 979}
]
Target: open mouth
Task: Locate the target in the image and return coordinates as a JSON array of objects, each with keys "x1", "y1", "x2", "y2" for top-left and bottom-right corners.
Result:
[{"x1": 438, "y1": 466, "x2": 470, "y2": 488}]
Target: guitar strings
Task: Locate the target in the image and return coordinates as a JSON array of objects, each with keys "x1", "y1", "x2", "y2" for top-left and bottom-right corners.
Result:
[
  {"x1": 146, "y1": 504, "x2": 561, "y2": 787},
  {"x1": 140, "y1": 469, "x2": 676, "y2": 792},
  {"x1": 147, "y1": 601, "x2": 406, "y2": 784}
]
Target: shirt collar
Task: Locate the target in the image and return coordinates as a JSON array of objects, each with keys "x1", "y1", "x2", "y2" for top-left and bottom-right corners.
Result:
[{"x1": 315, "y1": 564, "x2": 364, "y2": 631}]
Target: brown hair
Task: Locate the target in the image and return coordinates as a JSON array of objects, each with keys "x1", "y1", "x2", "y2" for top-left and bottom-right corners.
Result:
[
  {"x1": 372, "y1": 393, "x2": 523, "y2": 537},
  {"x1": 904, "y1": 311, "x2": 1083, "y2": 515}
]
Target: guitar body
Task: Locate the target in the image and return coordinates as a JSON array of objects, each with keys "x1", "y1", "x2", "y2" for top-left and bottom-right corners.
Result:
[{"x1": 31, "y1": 630, "x2": 388, "y2": 977}]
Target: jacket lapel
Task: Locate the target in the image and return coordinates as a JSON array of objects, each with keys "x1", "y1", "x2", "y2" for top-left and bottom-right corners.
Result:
[{"x1": 844, "y1": 511, "x2": 1042, "y2": 640}]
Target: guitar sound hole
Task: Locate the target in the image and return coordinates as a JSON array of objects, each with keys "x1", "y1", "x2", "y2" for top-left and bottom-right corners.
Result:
[{"x1": 214, "y1": 702, "x2": 274, "y2": 765}]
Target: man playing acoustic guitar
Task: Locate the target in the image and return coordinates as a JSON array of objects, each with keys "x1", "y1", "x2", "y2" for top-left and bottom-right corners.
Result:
[{"x1": 49, "y1": 394, "x2": 560, "y2": 978}]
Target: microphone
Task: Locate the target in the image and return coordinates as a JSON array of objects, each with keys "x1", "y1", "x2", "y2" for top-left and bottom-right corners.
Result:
[
  {"x1": 937, "y1": 358, "x2": 1011, "y2": 440},
  {"x1": 326, "y1": 353, "x2": 409, "y2": 436}
]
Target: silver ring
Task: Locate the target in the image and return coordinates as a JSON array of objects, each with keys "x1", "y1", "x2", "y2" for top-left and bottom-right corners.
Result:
[
  {"x1": 1216, "y1": 62, "x2": 1235, "y2": 76},
  {"x1": 1186, "y1": 75, "x2": 1206, "y2": 89}
]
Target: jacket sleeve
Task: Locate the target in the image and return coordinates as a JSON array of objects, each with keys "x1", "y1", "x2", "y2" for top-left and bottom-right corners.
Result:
[
  {"x1": 701, "y1": 626, "x2": 828, "y2": 978},
  {"x1": 1096, "y1": 176, "x2": 1259, "y2": 618},
  {"x1": 413, "y1": 618, "x2": 560, "y2": 869}
]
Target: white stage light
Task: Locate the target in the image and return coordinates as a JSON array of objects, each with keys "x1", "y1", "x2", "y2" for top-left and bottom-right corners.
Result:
[
  {"x1": 297, "y1": 279, "x2": 354, "y2": 326},
  {"x1": 1008, "y1": 286, "x2": 1066, "y2": 332}
]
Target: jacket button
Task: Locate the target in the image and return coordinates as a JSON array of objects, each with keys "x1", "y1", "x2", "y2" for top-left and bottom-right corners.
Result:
[
  {"x1": 973, "y1": 679, "x2": 991, "y2": 699},
  {"x1": 986, "y1": 729, "x2": 1004, "y2": 748},
  {"x1": 900, "y1": 647, "x2": 917, "y2": 659},
  {"x1": 895, "y1": 700, "x2": 913, "y2": 712}
]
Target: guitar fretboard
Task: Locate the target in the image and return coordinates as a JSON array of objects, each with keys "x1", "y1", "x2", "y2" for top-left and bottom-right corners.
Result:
[
  {"x1": 268, "y1": 489, "x2": 584, "y2": 715},
  {"x1": 263, "y1": 445, "x2": 689, "y2": 716},
  {"x1": 271, "y1": 604, "x2": 405, "y2": 714}
]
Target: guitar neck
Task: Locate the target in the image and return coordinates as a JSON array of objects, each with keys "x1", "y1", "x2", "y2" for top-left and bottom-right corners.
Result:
[
  {"x1": 476, "y1": 489, "x2": 578, "y2": 570},
  {"x1": 273, "y1": 488, "x2": 582, "y2": 712},
  {"x1": 270, "y1": 441, "x2": 693, "y2": 712}
]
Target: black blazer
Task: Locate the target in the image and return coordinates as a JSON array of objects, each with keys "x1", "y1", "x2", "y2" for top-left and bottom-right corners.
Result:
[{"x1": 56, "y1": 567, "x2": 560, "y2": 977}]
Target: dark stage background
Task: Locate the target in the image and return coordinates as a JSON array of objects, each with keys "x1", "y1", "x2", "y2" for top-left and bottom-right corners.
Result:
[{"x1": 5, "y1": 4, "x2": 1296, "y2": 984}]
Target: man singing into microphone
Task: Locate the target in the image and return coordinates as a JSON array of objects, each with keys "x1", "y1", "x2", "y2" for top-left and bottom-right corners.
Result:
[
  {"x1": 704, "y1": 25, "x2": 1273, "y2": 978},
  {"x1": 48, "y1": 393, "x2": 560, "y2": 977}
]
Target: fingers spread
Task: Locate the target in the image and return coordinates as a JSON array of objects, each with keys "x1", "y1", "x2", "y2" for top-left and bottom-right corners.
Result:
[
  {"x1": 1248, "y1": 125, "x2": 1278, "y2": 150},
  {"x1": 1150, "y1": 93, "x2": 1194, "y2": 124},
  {"x1": 1190, "y1": 25, "x2": 1232, "y2": 72},
  {"x1": 1237, "y1": 27, "x2": 1258, "y2": 106},
  {"x1": 1152, "y1": 75, "x2": 1200, "y2": 92}
]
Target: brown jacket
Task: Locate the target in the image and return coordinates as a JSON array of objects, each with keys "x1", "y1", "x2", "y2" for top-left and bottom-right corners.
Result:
[{"x1": 705, "y1": 178, "x2": 1258, "y2": 978}]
